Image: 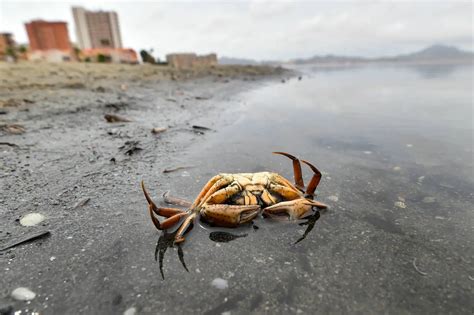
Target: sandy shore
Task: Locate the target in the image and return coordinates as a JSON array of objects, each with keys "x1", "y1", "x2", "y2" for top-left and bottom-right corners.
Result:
[{"x1": 0, "y1": 62, "x2": 287, "y2": 314}]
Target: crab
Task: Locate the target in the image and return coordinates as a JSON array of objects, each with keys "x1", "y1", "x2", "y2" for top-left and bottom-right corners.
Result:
[{"x1": 141, "y1": 152, "x2": 328, "y2": 244}]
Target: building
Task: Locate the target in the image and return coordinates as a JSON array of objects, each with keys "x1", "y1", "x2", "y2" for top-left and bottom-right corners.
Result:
[
  {"x1": 24, "y1": 20, "x2": 73, "y2": 62},
  {"x1": 72, "y1": 6, "x2": 122, "y2": 49},
  {"x1": 79, "y1": 48, "x2": 138, "y2": 64},
  {"x1": 25, "y1": 20, "x2": 71, "y2": 51},
  {"x1": 0, "y1": 33, "x2": 15, "y2": 60},
  {"x1": 166, "y1": 53, "x2": 218, "y2": 68}
]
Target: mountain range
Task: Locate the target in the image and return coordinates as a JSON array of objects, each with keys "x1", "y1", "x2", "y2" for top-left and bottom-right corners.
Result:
[{"x1": 219, "y1": 44, "x2": 473, "y2": 66}]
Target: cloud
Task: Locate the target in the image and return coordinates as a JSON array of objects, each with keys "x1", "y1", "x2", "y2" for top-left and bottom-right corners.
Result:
[{"x1": 0, "y1": 0, "x2": 472, "y2": 60}]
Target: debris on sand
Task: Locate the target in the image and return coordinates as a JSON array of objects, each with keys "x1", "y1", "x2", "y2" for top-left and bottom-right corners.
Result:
[
  {"x1": 95, "y1": 86, "x2": 106, "y2": 93},
  {"x1": 163, "y1": 165, "x2": 194, "y2": 173},
  {"x1": 211, "y1": 278, "x2": 228, "y2": 290},
  {"x1": 123, "y1": 307, "x2": 137, "y2": 315},
  {"x1": 0, "y1": 142, "x2": 18, "y2": 147},
  {"x1": 0, "y1": 230, "x2": 50, "y2": 251},
  {"x1": 72, "y1": 197, "x2": 91, "y2": 209},
  {"x1": 20, "y1": 213, "x2": 45, "y2": 227},
  {"x1": 412, "y1": 258, "x2": 428, "y2": 276},
  {"x1": 165, "y1": 98, "x2": 177, "y2": 102},
  {"x1": 1, "y1": 124, "x2": 25, "y2": 134},
  {"x1": 104, "y1": 102, "x2": 129, "y2": 112},
  {"x1": 0, "y1": 98, "x2": 32, "y2": 108},
  {"x1": 104, "y1": 114, "x2": 132, "y2": 123},
  {"x1": 192, "y1": 125, "x2": 213, "y2": 131},
  {"x1": 11, "y1": 287, "x2": 36, "y2": 301},
  {"x1": 394, "y1": 201, "x2": 407, "y2": 209},
  {"x1": 151, "y1": 127, "x2": 167, "y2": 134},
  {"x1": 119, "y1": 141, "x2": 143, "y2": 155},
  {"x1": 195, "y1": 95, "x2": 212, "y2": 100}
]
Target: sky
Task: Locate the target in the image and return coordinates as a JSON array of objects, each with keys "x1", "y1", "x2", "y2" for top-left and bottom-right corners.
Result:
[{"x1": 0, "y1": 0, "x2": 472, "y2": 61}]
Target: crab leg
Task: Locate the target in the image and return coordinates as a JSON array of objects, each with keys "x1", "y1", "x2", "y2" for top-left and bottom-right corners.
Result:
[
  {"x1": 206, "y1": 183, "x2": 241, "y2": 204},
  {"x1": 200, "y1": 204, "x2": 261, "y2": 227},
  {"x1": 273, "y1": 152, "x2": 305, "y2": 192},
  {"x1": 263, "y1": 199, "x2": 325, "y2": 220},
  {"x1": 191, "y1": 175, "x2": 234, "y2": 208},
  {"x1": 142, "y1": 181, "x2": 187, "y2": 230},
  {"x1": 269, "y1": 183, "x2": 301, "y2": 200},
  {"x1": 174, "y1": 213, "x2": 197, "y2": 243},
  {"x1": 301, "y1": 160, "x2": 322, "y2": 197}
]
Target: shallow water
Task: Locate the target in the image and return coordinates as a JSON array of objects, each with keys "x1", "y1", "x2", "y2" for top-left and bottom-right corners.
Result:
[{"x1": 163, "y1": 63, "x2": 473, "y2": 313}]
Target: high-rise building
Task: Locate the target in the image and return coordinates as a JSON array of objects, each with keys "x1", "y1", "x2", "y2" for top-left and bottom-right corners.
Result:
[
  {"x1": 72, "y1": 7, "x2": 123, "y2": 49},
  {"x1": 24, "y1": 20, "x2": 71, "y2": 51}
]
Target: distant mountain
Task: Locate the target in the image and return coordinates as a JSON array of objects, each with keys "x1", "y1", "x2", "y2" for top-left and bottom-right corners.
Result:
[
  {"x1": 289, "y1": 44, "x2": 473, "y2": 65},
  {"x1": 389, "y1": 44, "x2": 473, "y2": 61},
  {"x1": 291, "y1": 54, "x2": 368, "y2": 65},
  {"x1": 219, "y1": 56, "x2": 259, "y2": 65}
]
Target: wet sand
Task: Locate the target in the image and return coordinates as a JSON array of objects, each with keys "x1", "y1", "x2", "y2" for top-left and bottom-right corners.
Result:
[{"x1": 0, "y1": 62, "x2": 286, "y2": 314}]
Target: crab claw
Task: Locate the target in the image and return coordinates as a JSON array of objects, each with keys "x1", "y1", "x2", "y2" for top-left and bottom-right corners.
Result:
[
  {"x1": 263, "y1": 198, "x2": 327, "y2": 220},
  {"x1": 200, "y1": 204, "x2": 261, "y2": 227}
]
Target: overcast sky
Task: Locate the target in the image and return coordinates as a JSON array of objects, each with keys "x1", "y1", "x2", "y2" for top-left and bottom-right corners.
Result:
[{"x1": 0, "y1": 0, "x2": 472, "y2": 60}]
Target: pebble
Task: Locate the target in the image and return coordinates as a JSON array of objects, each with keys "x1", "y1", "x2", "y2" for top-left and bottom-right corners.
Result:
[
  {"x1": 211, "y1": 278, "x2": 228, "y2": 289},
  {"x1": 393, "y1": 166, "x2": 401, "y2": 171},
  {"x1": 327, "y1": 195, "x2": 339, "y2": 202},
  {"x1": 123, "y1": 307, "x2": 137, "y2": 315},
  {"x1": 406, "y1": 144, "x2": 413, "y2": 148},
  {"x1": 11, "y1": 287, "x2": 36, "y2": 301},
  {"x1": 19, "y1": 213, "x2": 45, "y2": 227},
  {"x1": 394, "y1": 201, "x2": 407, "y2": 209},
  {"x1": 363, "y1": 151, "x2": 372, "y2": 155}
]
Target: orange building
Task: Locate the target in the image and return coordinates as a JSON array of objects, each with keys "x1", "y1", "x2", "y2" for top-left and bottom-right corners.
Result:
[
  {"x1": 80, "y1": 48, "x2": 138, "y2": 64},
  {"x1": 25, "y1": 20, "x2": 71, "y2": 51}
]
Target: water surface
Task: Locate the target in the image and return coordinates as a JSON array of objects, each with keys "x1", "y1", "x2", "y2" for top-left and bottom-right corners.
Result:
[{"x1": 167, "y1": 63, "x2": 473, "y2": 314}]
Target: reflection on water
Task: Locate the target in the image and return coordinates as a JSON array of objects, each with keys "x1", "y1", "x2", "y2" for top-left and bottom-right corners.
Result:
[
  {"x1": 154, "y1": 230, "x2": 189, "y2": 279},
  {"x1": 153, "y1": 209, "x2": 324, "y2": 278},
  {"x1": 209, "y1": 231, "x2": 248, "y2": 243},
  {"x1": 294, "y1": 210, "x2": 321, "y2": 244}
]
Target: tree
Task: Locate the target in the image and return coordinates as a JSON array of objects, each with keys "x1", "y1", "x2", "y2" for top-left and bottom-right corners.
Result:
[{"x1": 140, "y1": 49, "x2": 156, "y2": 64}]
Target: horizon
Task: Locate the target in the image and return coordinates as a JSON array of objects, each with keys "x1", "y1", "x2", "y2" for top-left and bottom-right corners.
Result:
[{"x1": 0, "y1": 0, "x2": 472, "y2": 61}]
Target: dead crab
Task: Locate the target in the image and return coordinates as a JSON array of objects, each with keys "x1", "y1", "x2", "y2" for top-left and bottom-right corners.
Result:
[{"x1": 141, "y1": 152, "x2": 328, "y2": 244}]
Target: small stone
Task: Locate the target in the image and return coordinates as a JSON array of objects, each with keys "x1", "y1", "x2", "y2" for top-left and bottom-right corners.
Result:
[
  {"x1": 50, "y1": 256, "x2": 56, "y2": 261},
  {"x1": 393, "y1": 166, "x2": 401, "y2": 171},
  {"x1": 327, "y1": 195, "x2": 339, "y2": 202},
  {"x1": 19, "y1": 213, "x2": 45, "y2": 227},
  {"x1": 406, "y1": 144, "x2": 413, "y2": 148},
  {"x1": 211, "y1": 278, "x2": 228, "y2": 289},
  {"x1": 435, "y1": 216, "x2": 445, "y2": 220},
  {"x1": 363, "y1": 151, "x2": 372, "y2": 155},
  {"x1": 123, "y1": 307, "x2": 137, "y2": 315},
  {"x1": 11, "y1": 287, "x2": 36, "y2": 301},
  {"x1": 394, "y1": 201, "x2": 407, "y2": 209}
]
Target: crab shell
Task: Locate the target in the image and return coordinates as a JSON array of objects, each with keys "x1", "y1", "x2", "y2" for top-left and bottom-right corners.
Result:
[{"x1": 141, "y1": 152, "x2": 328, "y2": 243}]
